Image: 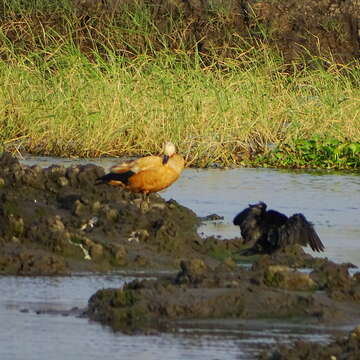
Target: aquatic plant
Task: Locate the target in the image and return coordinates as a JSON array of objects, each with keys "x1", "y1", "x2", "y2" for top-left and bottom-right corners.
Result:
[{"x1": 255, "y1": 137, "x2": 360, "y2": 169}]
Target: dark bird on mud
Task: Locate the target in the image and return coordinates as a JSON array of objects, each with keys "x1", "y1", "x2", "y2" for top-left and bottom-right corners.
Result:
[
  {"x1": 96, "y1": 142, "x2": 185, "y2": 196},
  {"x1": 233, "y1": 202, "x2": 325, "y2": 255}
]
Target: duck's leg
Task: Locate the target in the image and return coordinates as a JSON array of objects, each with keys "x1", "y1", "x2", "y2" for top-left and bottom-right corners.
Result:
[
  {"x1": 142, "y1": 192, "x2": 149, "y2": 204},
  {"x1": 140, "y1": 192, "x2": 150, "y2": 210}
]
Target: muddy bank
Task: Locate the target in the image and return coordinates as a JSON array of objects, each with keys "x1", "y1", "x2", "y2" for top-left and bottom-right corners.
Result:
[
  {"x1": 0, "y1": 152, "x2": 230, "y2": 275},
  {"x1": 2, "y1": 153, "x2": 360, "y2": 357},
  {"x1": 86, "y1": 255, "x2": 360, "y2": 334},
  {"x1": 261, "y1": 325, "x2": 360, "y2": 360},
  {"x1": 2, "y1": 0, "x2": 360, "y2": 64},
  {"x1": 0, "y1": 151, "x2": 351, "y2": 277}
]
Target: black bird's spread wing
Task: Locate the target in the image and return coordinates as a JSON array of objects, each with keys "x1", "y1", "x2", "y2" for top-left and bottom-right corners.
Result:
[
  {"x1": 277, "y1": 213, "x2": 325, "y2": 252},
  {"x1": 265, "y1": 210, "x2": 288, "y2": 226},
  {"x1": 233, "y1": 207, "x2": 252, "y2": 226},
  {"x1": 95, "y1": 170, "x2": 135, "y2": 185}
]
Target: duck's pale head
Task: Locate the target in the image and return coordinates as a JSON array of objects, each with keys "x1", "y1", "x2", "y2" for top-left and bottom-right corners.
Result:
[{"x1": 163, "y1": 142, "x2": 176, "y2": 164}]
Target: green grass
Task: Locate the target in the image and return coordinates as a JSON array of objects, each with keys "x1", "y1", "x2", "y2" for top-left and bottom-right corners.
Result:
[
  {"x1": 0, "y1": 0, "x2": 359, "y2": 168},
  {"x1": 1, "y1": 48, "x2": 359, "y2": 167}
]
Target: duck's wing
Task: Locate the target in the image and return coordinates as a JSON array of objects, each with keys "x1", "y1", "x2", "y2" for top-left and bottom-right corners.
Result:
[
  {"x1": 110, "y1": 159, "x2": 136, "y2": 173},
  {"x1": 277, "y1": 213, "x2": 325, "y2": 252},
  {"x1": 96, "y1": 156, "x2": 163, "y2": 186},
  {"x1": 95, "y1": 159, "x2": 138, "y2": 186},
  {"x1": 110, "y1": 156, "x2": 162, "y2": 174}
]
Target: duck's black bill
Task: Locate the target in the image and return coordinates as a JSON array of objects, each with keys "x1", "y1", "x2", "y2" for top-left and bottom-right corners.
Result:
[{"x1": 162, "y1": 155, "x2": 169, "y2": 165}]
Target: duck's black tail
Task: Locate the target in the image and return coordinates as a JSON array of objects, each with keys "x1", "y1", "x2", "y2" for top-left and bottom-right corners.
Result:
[{"x1": 95, "y1": 170, "x2": 134, "y2": 185}]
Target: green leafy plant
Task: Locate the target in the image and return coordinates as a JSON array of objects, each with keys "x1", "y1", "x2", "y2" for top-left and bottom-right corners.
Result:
[{"x1": 255, "y1": 137, "x2": 360, "y2": 169}]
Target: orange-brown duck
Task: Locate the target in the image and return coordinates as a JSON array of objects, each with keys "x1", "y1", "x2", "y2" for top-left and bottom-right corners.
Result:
[{"x1": 96, "y1": 142, "x2": 185, "y2": 195}]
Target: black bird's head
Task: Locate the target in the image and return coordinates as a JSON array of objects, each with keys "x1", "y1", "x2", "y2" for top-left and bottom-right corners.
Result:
[
  {"x1": 249, "y1": 201, "x2": 267, "y2": 215},
  {"x1": 233, "y1": 201, "x2": 267, "y2": 227}
]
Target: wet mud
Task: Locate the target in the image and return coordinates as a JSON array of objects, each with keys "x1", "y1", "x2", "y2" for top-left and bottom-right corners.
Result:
[
  {"x1": 0, "y1": 152, "x2": 217, "y2": 275},
  {"x1": 261, "y1": 325, "x2": 360, "y2": 360},
  {"x1": 86, "y1": 256, "x2": 360, "y2": 335}
]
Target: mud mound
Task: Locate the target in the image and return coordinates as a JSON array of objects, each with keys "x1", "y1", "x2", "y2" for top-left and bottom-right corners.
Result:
[
  {"x1": 311, "y1": 261, "x2": 360, "y2": 301},
  {"x1": 262, "y1": 325, "x2": 360, "y2": 360},
  {"x1": 86, "y1": 258, "x2": 360, "y2": 333},
  {"x1": 0, "y1": 152, "x2": 207, "y2": 274},
  {"x1": 0, "y1": 152, "x2": 272, "y2": 275},
  {"x1": 251, "y1": 244, "x2": 329, "y2": 269}
]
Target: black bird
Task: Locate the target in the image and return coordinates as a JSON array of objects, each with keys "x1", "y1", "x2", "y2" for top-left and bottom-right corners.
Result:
[{"x1": 233, "y1": 202, "x2": 325, "y2": 255}]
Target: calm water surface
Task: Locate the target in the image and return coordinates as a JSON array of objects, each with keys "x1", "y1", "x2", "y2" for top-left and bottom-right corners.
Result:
[
  {"x1": 1, "y1": 156, "x2": 357, "y2": 360},
  {"x1": 0, "y1": 275, "x2": 348, "y2": 360}
]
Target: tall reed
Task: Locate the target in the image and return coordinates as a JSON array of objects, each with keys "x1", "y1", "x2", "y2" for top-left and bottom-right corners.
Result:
[{"x1": 0, "y1": 0, "x2": 359, "y2": 167}]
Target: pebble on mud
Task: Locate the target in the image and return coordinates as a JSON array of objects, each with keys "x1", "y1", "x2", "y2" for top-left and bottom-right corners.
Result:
[{"x1": 264, "y1": 265, "x2": 316, "y2": 291}]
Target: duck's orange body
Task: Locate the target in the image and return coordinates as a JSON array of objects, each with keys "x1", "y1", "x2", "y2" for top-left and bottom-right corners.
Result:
[{"x1": 96, "y1": 143, "x2": 184, "y2": 194}]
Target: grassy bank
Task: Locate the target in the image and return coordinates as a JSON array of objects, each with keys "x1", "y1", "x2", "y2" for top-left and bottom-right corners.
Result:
[
  {"x1": 1, "y1": 1, "x2": 359, "y2": 168},
  {"x1": 1, "y1": 49, "x2": 359, "y2": 168}
]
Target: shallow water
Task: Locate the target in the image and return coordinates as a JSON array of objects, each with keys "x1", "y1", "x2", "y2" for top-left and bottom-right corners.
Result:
[
  {"x1": 161, "y1": 167, "x2": 360, "y2": 267},
  {"x1": 0, "y1": 275, "x2": 348, "y2": 360},
  {"x1": 4, "y1": 155, "x2": 357, "y2": 360}
]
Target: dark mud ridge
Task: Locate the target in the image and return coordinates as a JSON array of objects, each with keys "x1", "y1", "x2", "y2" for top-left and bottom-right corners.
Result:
[
  {"x1": 0, "y1": 152, "x2": 243, "y2": 275},
  {"x1": 86, "y1": 257, "x2": 360, "y2": 333},
  {"x1": 261, "y1": 325, "x2": 360, "y2": 359}
]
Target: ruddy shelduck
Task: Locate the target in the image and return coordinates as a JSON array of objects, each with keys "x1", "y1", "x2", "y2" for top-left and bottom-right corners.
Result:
[{"x1": 96, "y1": 142, "x2": 185, "y2": 195}]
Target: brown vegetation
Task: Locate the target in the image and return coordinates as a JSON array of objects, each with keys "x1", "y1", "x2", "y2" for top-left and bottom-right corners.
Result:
[{"x1": 1, "y1": 0, "x2": 359, "y2": 63}]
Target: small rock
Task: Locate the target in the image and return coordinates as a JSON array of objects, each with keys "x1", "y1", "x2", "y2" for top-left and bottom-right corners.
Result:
[
  {"x1": 128, "y1": 230, "x2": 149, "y2": 243},
  {"x1": 73, "y1": 200, "x2": 86, "y2": 216},
  {"x1": 48, "y1": 216, "x2": 65, "y2": 232},
  {"x1": 200, "y1": 213, "x2": 224, "y2": 221},
  {"x1": 92, "y1": 201, "x2": 102, "y2": 212},
  {"x1": 150, "y1": 202, "x2": 166, "y2": 210},
  {"x1": 176, "y1": 259, "x2": 210, "y2": 284},
  {"x1": 89, "y1": 243, "x2": 104, "y2": 260},
  {"x1": 265, "y1": 265, "x2": 316, "y2": 291},
  {"x1": 133, "y1": 255, "x2": 149, "y2": 266},
  {"x1": 351, "y1": 325, "x2": 360, "y2": 338},
  {"x1": 110, "y1": 245, "x2": 127, "y2": 265},
  {"x1": 8, "y1": 214, "x2": 24, "y2": 236},
  {"x1": 105, "y1": 208, "x2": 118, "y2": 221},
  {"x1": 57, "y1": 176, "x2": 69, "y2": 187}
]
